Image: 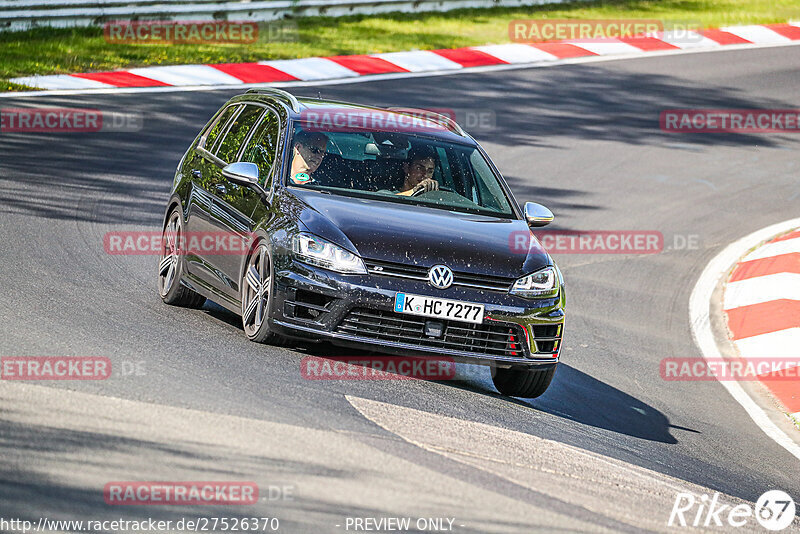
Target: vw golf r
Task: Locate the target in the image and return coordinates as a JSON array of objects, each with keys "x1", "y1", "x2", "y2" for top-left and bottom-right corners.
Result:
[{"x1": 159, "y1": 88, "x2": 565, "y2": 397}]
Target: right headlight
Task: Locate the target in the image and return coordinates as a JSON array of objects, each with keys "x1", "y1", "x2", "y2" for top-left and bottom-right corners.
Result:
[
  {"x1": 292, "y1": 234, "x2": 367, "y2": 275},
  {"x1": 509, "y1": 266, "x2": 558, "y2": 299}
]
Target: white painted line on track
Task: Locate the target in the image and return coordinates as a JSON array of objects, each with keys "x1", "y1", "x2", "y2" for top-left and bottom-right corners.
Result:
[
  {"x1": 8, "y1": 74, "x2": 114, "y2": 90},
  {"x1": 259, "y1": 57, "x2": 360, "y2": 81},
  {"x1": 563, "y1": 40, "x2": 641, "y2": 55},
  {"x1": 734, "y1": 328, "x2": 800, "y2": 370},
  {"x1": 372, "y1": 50, "x2": 464, "y2": 72},
  {"x1": 743, "y1": 237, "x2": 800, "y2": 262},
  {"x1": 127, "y1": 65, "x2": 244, "y2": 86},
  {"x1": 690, "y1": 218, "x2": 800, "y2": 462},
  {"x1": 657, "y1": 31, "x2": 721, "y2": 50},
  {"x1": 472, "y1": 43, "x2": 557, "y2": 63},
  {"x1": 724, "y1": 273, "x2": 800, "y2": 309},
  {"x1": 721, "y1": 25, "x2": 792, "y2": 44}
]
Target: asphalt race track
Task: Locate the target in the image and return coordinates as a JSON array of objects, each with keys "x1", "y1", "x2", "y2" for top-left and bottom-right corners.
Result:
[{"x1": 1, "y1": 46, "x2": 800, "y2": 532}]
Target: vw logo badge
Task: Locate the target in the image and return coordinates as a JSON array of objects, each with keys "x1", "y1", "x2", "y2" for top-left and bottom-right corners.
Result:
[{"x1": 428, "y1": 265, "x2": 454, "y2": 289}]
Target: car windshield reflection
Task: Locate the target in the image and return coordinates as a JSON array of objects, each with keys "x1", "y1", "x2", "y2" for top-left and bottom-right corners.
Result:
[{"x1": 286, "y1": 124, "x2": 515, "y2": 218}]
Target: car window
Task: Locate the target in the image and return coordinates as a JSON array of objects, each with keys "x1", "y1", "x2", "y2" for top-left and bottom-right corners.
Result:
[
  {"x1": 215, "y1": 105, "x2": 265, "y2": 164},
  {"x1": 468, "y1": 149, "x2": 507, "y2": 211},
  {"x1": 288, "y1": 123, "x2": 515, "y2": 218},
  {"x1": 203, "y1": 104, "x2": 240, "y2": 152},
  {"x1": 241, "y1": 109, "x2": 280, "y2": 188}
]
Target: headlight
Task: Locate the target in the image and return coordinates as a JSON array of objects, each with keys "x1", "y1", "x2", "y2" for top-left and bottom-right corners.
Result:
[
  {"x1": 509, "y1": 266, "x2": 558, "y2": 298},
  {"x1": 292, "y1": 234, "x2": 367, "y2": 274}
]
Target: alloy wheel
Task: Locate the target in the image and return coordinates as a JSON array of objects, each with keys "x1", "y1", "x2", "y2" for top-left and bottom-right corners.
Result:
[
  {"x1": 158, "y1": 212, "x2": 181, "y2": 297},
  {"x1": 242, "y1": 244, "x2": 270, "y2": 337}
]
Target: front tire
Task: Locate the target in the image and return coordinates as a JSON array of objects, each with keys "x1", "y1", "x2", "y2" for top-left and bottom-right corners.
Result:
[
  {"x1": 241, "y1": 242, "x2": 285, "y2": 344},
  {"x1": 158, "y1": 208, "x2": 206, "y2": 308},
  {"x1": 491, "y1": 365, "x2": 556, "y2": 398}
]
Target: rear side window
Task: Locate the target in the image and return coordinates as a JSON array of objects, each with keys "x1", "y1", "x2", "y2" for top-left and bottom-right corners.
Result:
[
  {"x1": 203, "y1": 104, "x2": 239, "y2": 151},
  {"x1": 215, "y1": 105, "x2": 265, "y2": 164},
  {"x1": 241, "y1": 109, "x2": 281, "y2": 187}
]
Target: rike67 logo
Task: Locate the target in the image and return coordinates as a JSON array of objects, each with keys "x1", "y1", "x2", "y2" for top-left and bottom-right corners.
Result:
[{"x1": 669, "y1": 490, "x2": 796, "y2": 531}]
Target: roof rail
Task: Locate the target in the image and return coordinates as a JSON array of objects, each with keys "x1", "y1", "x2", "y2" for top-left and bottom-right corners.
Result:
[
  {"x1": 386, "y1": 106, "x2": 467, "y2": 137},
  {"x1": 246, "y1": 88, "x2": 301, "y2": 113}
]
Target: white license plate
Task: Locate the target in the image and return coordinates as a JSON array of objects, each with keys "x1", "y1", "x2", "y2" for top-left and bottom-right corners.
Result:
[{"x1": 394, "y1": 292, "x2": 484, "y2": 324}]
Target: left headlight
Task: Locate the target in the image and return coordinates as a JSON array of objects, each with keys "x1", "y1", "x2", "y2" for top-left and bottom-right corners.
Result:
[
  {"x1": 509, "y1": 266, "x2": 558, "y2": 298},
  {"x1": 292, "y1": 234, "x2": 367, "y2": 275}
]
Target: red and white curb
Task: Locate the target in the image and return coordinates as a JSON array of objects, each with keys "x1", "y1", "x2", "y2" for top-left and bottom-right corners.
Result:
[
  {"x1": 9, "y1": 23, "x2": 800, "y2": 91},
  {"x1": 724, "y1": 229, "x2": 800, "y2": 425},
  {"x1": 690, "y1": 219, "x2": 800, "y2": 463}
]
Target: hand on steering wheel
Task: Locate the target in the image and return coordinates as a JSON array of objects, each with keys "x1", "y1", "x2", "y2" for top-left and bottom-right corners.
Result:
[{"x1": 411, "y1": 178, "x2": 440, "y2": 197}]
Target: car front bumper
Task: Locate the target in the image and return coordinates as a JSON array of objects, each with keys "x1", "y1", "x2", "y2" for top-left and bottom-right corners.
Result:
[{"x1": 269, "y1": 260, "x2": 565, "y2": 368}]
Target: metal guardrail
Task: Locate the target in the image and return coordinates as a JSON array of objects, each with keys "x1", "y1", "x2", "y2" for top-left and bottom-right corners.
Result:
[{"x1": 0, "y1": 0, "x2": 571, "y2": 32}]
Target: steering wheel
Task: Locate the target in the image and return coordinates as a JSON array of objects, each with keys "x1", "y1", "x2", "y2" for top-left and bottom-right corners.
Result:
[
  {"x1": 411, "y1": 184, "x2": 454, "y2": 197},
  {"x1": 410, "y1": 186, "x2": 428, "y2": 197}
]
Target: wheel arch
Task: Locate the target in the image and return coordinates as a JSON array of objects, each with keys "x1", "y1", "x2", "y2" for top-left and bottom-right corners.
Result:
[
  {"x1": 163, "y1": 194, "x2": 188, "y2": 228},
  {"x1": 239, "y1": 230, "x2": 273, "y2": 293}
]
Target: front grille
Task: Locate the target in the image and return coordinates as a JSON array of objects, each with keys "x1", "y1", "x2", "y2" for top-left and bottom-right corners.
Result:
[
  {"x1": 336, "y1": 308, "x2": 527, "y2": 358},
  {"x1": 364, "y1": 259, "x2": 515, "y2": 292}
]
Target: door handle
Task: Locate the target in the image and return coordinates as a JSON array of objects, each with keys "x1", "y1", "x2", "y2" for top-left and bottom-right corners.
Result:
[
  {"x1": 215, "y1": 183, "x2": 227, "y2": 195},
  {"x1": 192, "y1": 169, "x2": 202, "y2": 179}
]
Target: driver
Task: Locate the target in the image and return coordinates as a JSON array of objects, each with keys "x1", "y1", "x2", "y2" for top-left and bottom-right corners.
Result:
[
  {"x1": 396, "y1": 146, "x2": 439, "y2": 196},
  {"x1": 290, "y1": 130, "x2": 328, "y2": 184}
]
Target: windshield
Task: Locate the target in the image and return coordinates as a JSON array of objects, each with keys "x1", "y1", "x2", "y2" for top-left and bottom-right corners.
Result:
[{"x1": 285, "y1": 122, "x2": 516, "y2": 218}]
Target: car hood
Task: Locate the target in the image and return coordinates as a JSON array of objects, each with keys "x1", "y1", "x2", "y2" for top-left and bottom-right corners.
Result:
[{"x1": 288, "y1": 189, "x2": 551, "y2": 278}]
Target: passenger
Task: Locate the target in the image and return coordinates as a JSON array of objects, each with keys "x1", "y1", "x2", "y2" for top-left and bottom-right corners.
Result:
[
  {"x1": 396, "y1": 146, "x2": 440, "y2": 196},
  {"x1": 290, "y1": 131, "x2": 328, "y2": 184}
]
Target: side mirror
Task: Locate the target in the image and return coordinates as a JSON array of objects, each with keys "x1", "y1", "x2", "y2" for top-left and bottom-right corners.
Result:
[
  {"x1": 524, "y1": 202, "x2": 554, "y2": 228},
  {"x1": 222, "y1": 162, "x2": 259, "y2": 185}
]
